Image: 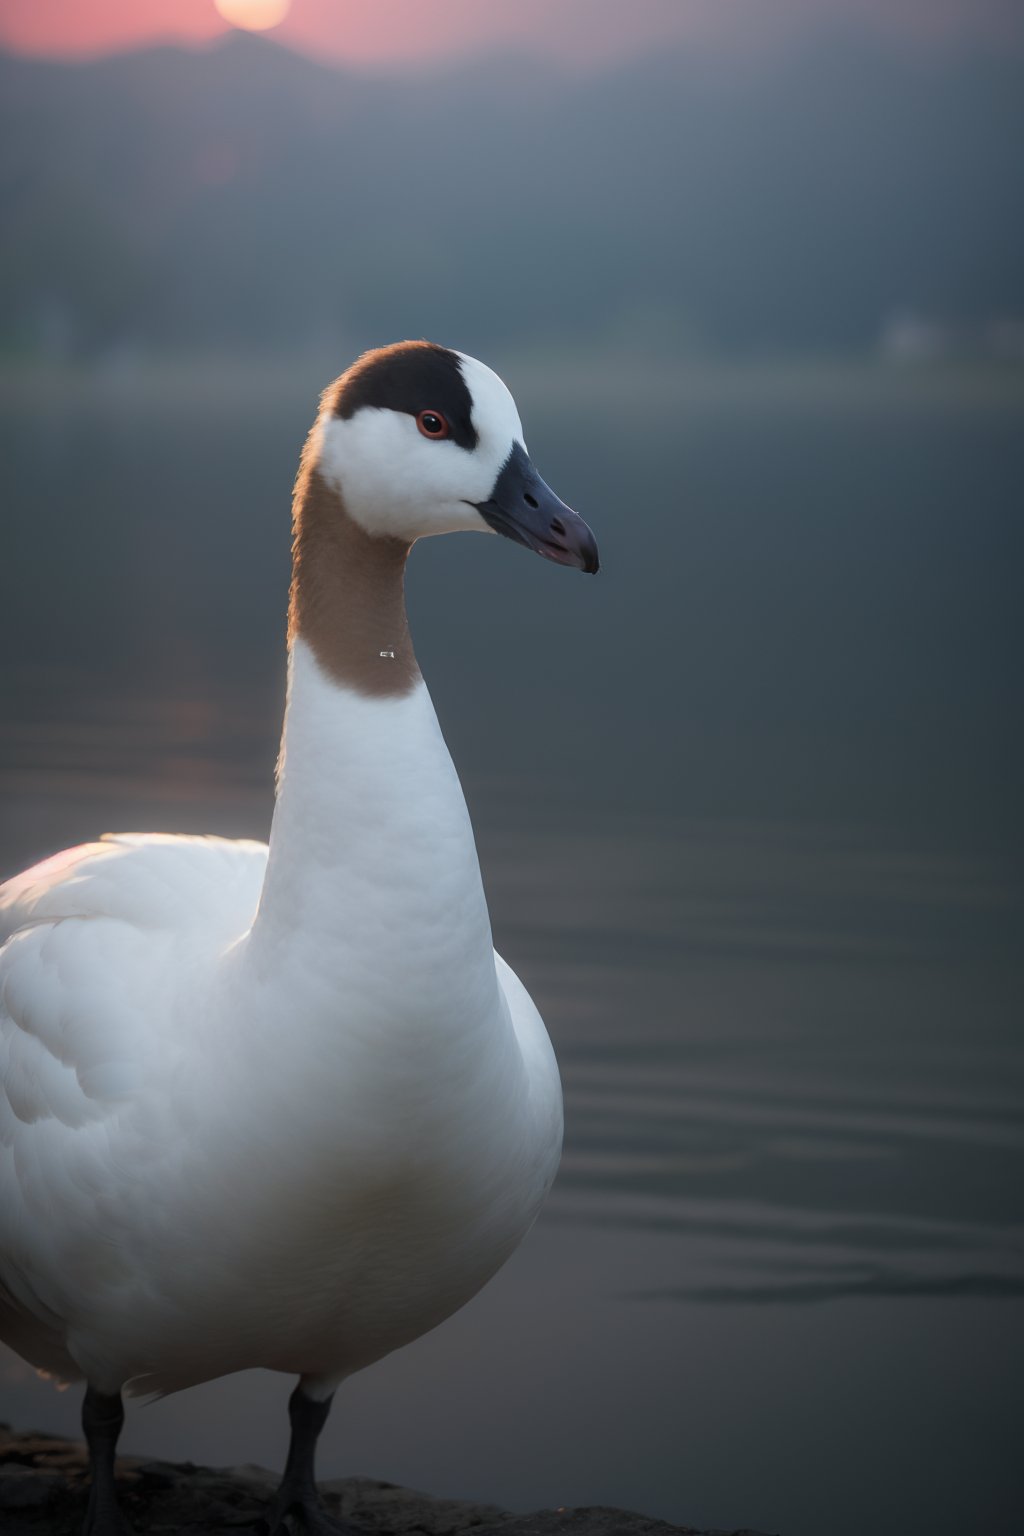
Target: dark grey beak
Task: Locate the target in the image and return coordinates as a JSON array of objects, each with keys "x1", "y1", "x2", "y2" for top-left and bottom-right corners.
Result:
[{"x1": 471, "y1": 442, "x2": 599, "y2": 574}]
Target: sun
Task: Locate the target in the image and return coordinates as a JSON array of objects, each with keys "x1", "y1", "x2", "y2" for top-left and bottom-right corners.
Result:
[{"x1": 214, "y1": 0, "x2": 291, "y2": 32}]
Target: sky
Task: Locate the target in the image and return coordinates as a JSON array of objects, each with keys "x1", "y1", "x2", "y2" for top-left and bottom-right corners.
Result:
[{"x1": 0, "y1": 0, "x2": 1022, "y2": 70}]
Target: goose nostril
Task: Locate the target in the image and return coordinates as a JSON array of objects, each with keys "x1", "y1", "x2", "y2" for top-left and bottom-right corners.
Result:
[
  {"x1": 550, "y1": 516, "x2": 566, "y2": 537},
  {"x1": 523, "y1": 492, "x2": 539, "y2": 510}
]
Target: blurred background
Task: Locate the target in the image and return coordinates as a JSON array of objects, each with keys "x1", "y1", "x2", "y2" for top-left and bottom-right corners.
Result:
[{"x1": 1, "y1": 3, "x2": 1022, "y2": 1534}]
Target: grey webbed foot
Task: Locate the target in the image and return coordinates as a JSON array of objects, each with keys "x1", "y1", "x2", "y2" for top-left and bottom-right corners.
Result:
[
  {"x1": 83, "y1": 1498, "x2": 134, "y2": 1536},
  {"x1": 258, "y1": 1381, "x2": 363, "y2": 1536},
  {"x1": 257, "y1": 1487, "x2": 361, "y2": 1535}
]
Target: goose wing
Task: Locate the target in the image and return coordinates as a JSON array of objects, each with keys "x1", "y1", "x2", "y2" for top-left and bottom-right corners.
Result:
[
  {"x1": 0, "y1": 832, "x2": 268, "y2": 1379},
  {"x1": 0, "y1": 831, "x2": 268, "y2": 945}
]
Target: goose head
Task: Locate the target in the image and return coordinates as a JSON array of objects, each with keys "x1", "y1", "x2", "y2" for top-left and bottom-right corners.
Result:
[{"x1": 315, "y1": 341, "x2": 599, "y2": 573}]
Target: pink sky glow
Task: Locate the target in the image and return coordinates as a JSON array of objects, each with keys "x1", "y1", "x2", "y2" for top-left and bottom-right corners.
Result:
[{"x1": 0, "y1": 0, "x2": 1020, "y2": 70}]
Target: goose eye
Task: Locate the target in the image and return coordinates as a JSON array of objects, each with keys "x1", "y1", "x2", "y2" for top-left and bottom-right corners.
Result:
[{"x1": 416, "y1": 410, "x2": 450, "y2": 440}]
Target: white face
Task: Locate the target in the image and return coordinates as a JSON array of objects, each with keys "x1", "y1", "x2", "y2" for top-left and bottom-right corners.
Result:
[{"x1": 316, "y1": 352, "x2": 526, "y2": 542}]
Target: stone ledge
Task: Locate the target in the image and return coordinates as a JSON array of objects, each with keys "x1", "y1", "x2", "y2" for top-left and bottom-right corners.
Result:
[{"x1": 0, "y1": 1423, "x2": 774, "y2": 1536}]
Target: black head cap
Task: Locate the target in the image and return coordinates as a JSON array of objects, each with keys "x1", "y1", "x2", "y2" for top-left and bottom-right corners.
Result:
[{"x1": 329, "y1": 341, "x2": 478, "y2": 452}]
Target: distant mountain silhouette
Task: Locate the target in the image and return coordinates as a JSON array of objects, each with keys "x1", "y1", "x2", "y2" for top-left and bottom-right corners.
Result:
[{"x1": 1, "y1": 28, "x2": 1021, "y2": 358}]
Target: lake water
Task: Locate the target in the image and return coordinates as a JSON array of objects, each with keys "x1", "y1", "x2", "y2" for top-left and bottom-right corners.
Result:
[{"x1": 0, "y1": 357, "x2": 1022, "y2": 1534}]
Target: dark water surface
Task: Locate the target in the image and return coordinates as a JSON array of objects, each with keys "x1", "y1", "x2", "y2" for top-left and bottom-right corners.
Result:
[{"x1": 1, "y1": 359, "x2": 1022, "y2": 1534}]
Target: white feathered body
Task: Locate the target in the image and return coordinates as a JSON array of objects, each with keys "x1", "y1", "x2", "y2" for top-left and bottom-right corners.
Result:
[{"x1": 0, "y1": 641, "x2": 562, "y2": 1397}]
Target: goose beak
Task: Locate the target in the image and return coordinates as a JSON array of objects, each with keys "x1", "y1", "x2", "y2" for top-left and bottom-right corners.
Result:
[{"x1": 472, "y1": 443, "x2": 599, "y2": 574}]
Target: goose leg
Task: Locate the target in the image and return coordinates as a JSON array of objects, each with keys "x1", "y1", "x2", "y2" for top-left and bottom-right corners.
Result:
[
  {"x1": 82, "y1": 1385, "x2": 132, "y2": 1535},
  {"x1": 260, "y1": 1379, "x2": 356, "y2": 1535}
]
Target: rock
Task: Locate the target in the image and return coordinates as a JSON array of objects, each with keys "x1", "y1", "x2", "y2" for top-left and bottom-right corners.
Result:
[
  {"x1": 319, "y1": 1474, "x2": 511, "y2": 1533},
  {"x1": 0, "y1": 1423, "x2": 774, "y2": 1535},
  {"x1": 473, "y1": 1513, "x2": 694, "y2": 1536},
  {"x1": 0, "y1": 1462, "x2": 65, "y2": 1510}
]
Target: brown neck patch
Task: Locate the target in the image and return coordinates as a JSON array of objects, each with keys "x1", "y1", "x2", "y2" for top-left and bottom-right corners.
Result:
[{"x1": 287, "y1": 428, "x2": 419, "y2": 698}]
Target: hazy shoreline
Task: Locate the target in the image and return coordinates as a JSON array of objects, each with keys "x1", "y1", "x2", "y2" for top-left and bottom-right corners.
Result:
[{"x1": 1, "y1": 351, "x2": 1022, "y2": 417}]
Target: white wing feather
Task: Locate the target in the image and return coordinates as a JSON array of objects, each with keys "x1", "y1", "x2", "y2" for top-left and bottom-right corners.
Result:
[
  {"x1": 0, "y1": 832, "x2": 268, "y2": 944},
  {"x1": 0, "y1": 833, "x2": 268, "y2": 1382}
]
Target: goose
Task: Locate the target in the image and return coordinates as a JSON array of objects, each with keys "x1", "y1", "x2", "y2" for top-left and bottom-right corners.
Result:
[{"x1": 0, "y1": 341, "x2": 599, "y2": 1536}]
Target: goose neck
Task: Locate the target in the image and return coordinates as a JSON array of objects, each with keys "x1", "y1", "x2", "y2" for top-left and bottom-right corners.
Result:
[
  {"x1": 287, "y1": 455, "x2": 419, "y2": 699},
  {"x1": 245, "y1": 460, "x2": 499, "y2": 1031}
]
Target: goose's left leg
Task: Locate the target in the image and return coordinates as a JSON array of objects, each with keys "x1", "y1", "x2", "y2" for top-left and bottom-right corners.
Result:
[{"x1": 260, "y1": 1377, "x2": 358, "y2": 1535}]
